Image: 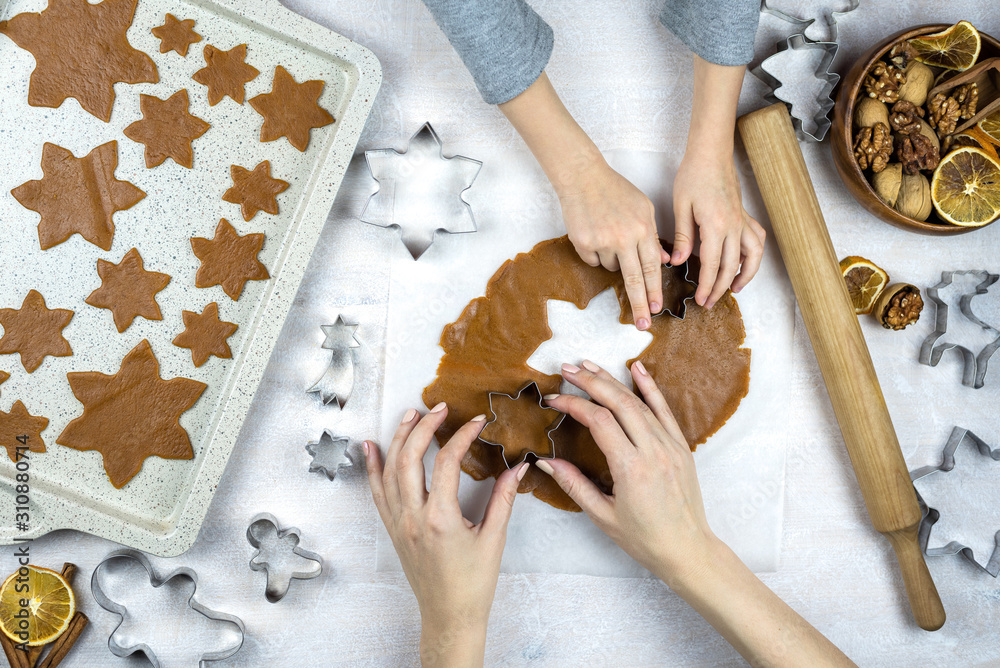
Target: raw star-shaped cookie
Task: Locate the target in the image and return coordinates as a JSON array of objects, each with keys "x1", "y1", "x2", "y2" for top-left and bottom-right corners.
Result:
[
  {"x1": 124, "y1": 90, "x2": 210, "y2": 168},
  {"x1": 0, "y1": 401, "x2": 48, "y2": 462},
  {"x1": 151, "y1": 13, "x2": 200, "y2": 57},
  {"x1": 86, "y1": 248, "x2": 171, "y2": 333},
  {"x1": 193, "y1": 44, "x2": 259, "y2": 105},
  {"x1": 0, "y1": 0, "x2": 158, "y2": 122},
  {"x1": 249, "y1": 66, "x2": 334, "y2": 151},
  {"x1": 58, "y1": 339, "x2": 207, "y2": 488},
  {"x1": 11, "y1": 141, "x2": 146, "y2": 251},
  {"x1": 0, "y1": 372, "x2": 8, "y2": 394},
  {"x1": 222, "y1": 161, "x2": 288, "y2": 221},
  {"x1": 0, "y1": 290, "x2": 73, "y2": 373},
  {"x1": 172, "y1": 302, "x2": 238, "y2": 367},
  {"x1": 191, "y1": 219, "x2": 269, "y2": 301}
]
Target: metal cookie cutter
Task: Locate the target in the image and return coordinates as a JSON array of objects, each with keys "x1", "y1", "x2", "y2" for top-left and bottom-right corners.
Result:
[
  {"x1": 91, "y1": 549, "x2": 246, "y2": 667},
  {"x1": 911, "y1": 427, "x2": 1000, "y2": 577},
  {"x1": 307, "y1": 315, "x2": 360, "y2": 408},
  {"x1": 479, "y1": 381, "x2": 565, "y2": 469},
  {"x1": 305, "y1": 429, "x2": 355, "y2": 481},
  {"x1": 652, "y1": 261, "x2": 698, "y2": 320},
  {"x1": 247, "y1": 513, "x2": 323, "y2": 603},
  {"x1": 919, "y1": 270, "x2": 1000, "y2": 389},
  {"x1": 752, "y1": 0, "x2": 860, "y2": 141},
  {"x1": 360, "y1": 122, "x2": 482, "y2": 259}
]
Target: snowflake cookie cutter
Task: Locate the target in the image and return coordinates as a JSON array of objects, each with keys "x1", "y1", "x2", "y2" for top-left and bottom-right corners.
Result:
[
  {"x1": 305, "y1": 429, "x2": 356, "y2": 481},
  {"x1": 360, "y1": 122, "x2": 482, "y2": 259},
  {"x1": 91, "y1": 549, "x2": 246, "y2": 667},
  {"x1": 752, "y1": 0, "x2": 860, "y2": 141},
  {"x1": 247, "y1": 513, "x2": 323, "y2": 603},
  {"x1": 910, "y1": 427, "x2": 1000, "y2": 577},
  {"x1": 479, "y1": 381, "x2": 566, "y2": 469},
  {"x1": 918, "y1": 270, "x2": 1000, "y2": 389},
  {"x1": 307, "y1": 315, "x2": 360, "y2": 408},
  {"x1": 652, "y1": 261, "x2": 698, "y2": 320}
]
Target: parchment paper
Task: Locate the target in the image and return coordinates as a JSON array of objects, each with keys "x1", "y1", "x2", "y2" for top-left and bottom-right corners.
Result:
[{"x1": 375, "y1": 147, "x2": 794, "y2": 576}]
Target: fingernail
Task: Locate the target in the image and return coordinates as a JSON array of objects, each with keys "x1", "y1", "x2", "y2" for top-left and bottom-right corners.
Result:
[
  {"x1": 649, "y1": 301, "x2": 660, "y2": 313},
  {"x1": 363, "y1": 441, "x2": 370, "y2": 456},
  {"x1": 672, "y1": 252, "x2": 683, "y2": 264},
  {"x1": 430, "y1": 402, "x2": 447, "y2": 413},
  {"x1": 542, "y1": 394, "x2": 559, "y2": 401},
  {"x1": 637, "y1": 318, "x2": 650, "y2": 330},
  {"x1": 535, "y1": 459, "x2": 555, "y2": 475},
  {"x1": 516, "y1": 462, "x2": 529, "y2": 481},
  {"x1": 581, "y1": 360, "x2": 600, "y2": 373},
  {"x1": 471, "y1": 413, "x2": 487, "y2": 422},
  {"x1": 562, "y1": 363, "x2": 580, "y2": 374},
  {"x1": 634, "y1": 360, "x2": 648, "y2": 376},
  {"x1": 733, "y1": 286, "x2": 742, "y2": 293},
  {"x1": 402, "y1": 408, "x2": 417, "y2": 423}
]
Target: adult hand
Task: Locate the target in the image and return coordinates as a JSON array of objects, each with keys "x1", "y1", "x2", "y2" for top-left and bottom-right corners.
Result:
[
  {"x1": 364, "y1": 404, "x2": 528, "y2": 667},
  {"x1": 536, "y1": 360, "x2": 718, "y2": 583},
  {"x1": 559, "y1": 159, "x2": 671, "y2": 331},
  {"x1": 671, "y1": 154, "x2": 765, "y2": 309}
]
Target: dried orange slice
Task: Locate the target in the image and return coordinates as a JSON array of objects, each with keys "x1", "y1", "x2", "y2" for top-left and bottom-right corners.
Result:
[
  {"x1": 978, "y1": 109, "x2": 1000, "y2": 146},
  {"x1": 0, "y1": 566, "x2": 75, "y2": 646},
  {"x1": 908, "y1": 21, "x2": 981, "y2": 71},
  {"x1": 931, "y1": 146, "x2": 1000, "y2": 226},
  {"x1": 840, "y1": 256, "x2": 890, "y2": 315}
]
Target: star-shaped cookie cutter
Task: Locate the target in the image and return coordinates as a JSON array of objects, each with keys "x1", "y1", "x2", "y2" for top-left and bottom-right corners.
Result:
[
  {"x1": 305, "y1": 429, "x2": 355, "y2": 481},
  {"x1": 91, "y1": 549, "x2": 246, "y2": 667},
  {"x1": 752, "y1": 0, "x2": 860, "y2": 141},
  {"x1": 918, "y1": 270, "x2": 1000, "y2": 389},
  {"x1": 307, "y1": 315, "x2": 361, "y2": 408},
  {"x1": 247, "y1": 513, "x2": 324, "y2": 603},
  {"x1": 479, "y1": 381, "x2": 566, "y2": 469},
  {"x1": 360, "y1": 122, "x2": 482, "y2": 259},
  {"x1": 910, "y1": 427, "x2": 1000, "y2": 577},
  {"x1": 652, "y1": 261, "x2": 698, "y2": 320}
]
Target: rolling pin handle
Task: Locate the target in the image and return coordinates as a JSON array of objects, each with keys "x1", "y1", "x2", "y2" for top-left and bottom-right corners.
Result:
[{"x1": 885, "y1": 526, "x2": 946, "y2": 631}]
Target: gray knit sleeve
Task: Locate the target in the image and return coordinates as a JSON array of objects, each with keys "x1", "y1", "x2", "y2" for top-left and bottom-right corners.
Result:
[
  {"x1": 420, "y1": 0, "x2": 553, "y2": 105},
  {"x1": 659, "y1": 0, "x2": 760, "y2": 66}
]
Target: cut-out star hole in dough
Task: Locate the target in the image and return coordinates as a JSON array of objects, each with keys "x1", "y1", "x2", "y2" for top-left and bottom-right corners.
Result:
[{"x1": 526, "y1": 288, "x2": 652, "y2": 394}]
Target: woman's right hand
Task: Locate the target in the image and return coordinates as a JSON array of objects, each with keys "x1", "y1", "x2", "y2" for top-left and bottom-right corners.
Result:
[{"x1": 536, "y1": 359, "x2": 721, "y2": 585}]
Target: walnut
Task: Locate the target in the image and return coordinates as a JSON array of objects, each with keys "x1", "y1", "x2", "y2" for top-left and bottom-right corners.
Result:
[
  {"x1": 896, "y1": 131, "x2": 940, "y2": 174},
  {"x1": 954, "y1": 83, "x2": 978, "y2": 120},
  {"x1": 873, "y1": 284, "x2": 923, "y2": 330},
  {"x1": 864, "y1": 62, "x2": 905, "y2": 104},
  {"x1": 889, "y1": 100, "x2": 924, "y2": 135},
  {"x1": 888, "y1": 41, "x2": 919, "y2": 69},
  {"x1": 854, "y1": 122, "x2": 893, "y2": 173},
  {"x1": 927, "y1": 92, "x2": 961, "y2": 135}
]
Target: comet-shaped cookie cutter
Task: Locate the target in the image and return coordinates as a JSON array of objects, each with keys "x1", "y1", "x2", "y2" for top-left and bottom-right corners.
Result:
[
  {"x1": 910, "y1": 427, "x2": 1000, "y2": 577},
  {"x1": 247, "y1": 513, "x2": 324, "y2": 603},
  {"x1": 91, "y1": 549, "x2": 246, "y2": 667},
  {"x1": 752, "y1": 0, "x2": 860, "y2": 142},
  {"x1": 360, "y1": 122, "x2": 482, "y2": 259},
  {"x1": 652, "y1": 261, "x2": 698, "y2": 320},
  {"x1": 479, "y1": 381, "x2": 565, "y2": 469},
  {"x1": 918, "y1": 270, "x2": 1000, "y2": 389},
  {"x1": 307, "y1": 315, "x2": 360, "y2": 408}
]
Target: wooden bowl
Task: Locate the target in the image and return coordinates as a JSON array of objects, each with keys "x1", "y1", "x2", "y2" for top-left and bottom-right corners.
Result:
[{"x1": 831, "y1": 25, "x2": 1000, "y2": 235}]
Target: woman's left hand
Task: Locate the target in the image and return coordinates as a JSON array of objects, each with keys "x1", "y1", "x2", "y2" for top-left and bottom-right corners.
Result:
[{"x1": 364, "y1": 404, "x2": 528, "y2": 667}]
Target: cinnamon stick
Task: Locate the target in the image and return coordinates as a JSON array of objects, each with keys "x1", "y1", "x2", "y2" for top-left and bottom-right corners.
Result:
[
  {"x1": 36, "y1": 612, "x2": 87, "y2": 668},
  {"x1": 0, "y1": 631, "x2": 30, "y2": 668}
]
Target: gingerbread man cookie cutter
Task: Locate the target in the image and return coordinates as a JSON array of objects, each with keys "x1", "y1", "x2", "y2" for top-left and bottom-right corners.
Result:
[{"x1": 247, "y1": 513, "x2": 324, "y2": 603}]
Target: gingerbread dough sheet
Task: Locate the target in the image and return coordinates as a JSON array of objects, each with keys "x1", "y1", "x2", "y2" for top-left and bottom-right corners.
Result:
[
  {"x1": 376, "y1": 149, "x2": 794, "y2": 576},
  {"x1": 0, "y1": 0, "x2": 378, "y2": 554}
]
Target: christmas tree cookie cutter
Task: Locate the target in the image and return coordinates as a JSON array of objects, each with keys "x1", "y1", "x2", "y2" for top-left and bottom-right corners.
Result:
[
  {"x1": 360, "y1": 122, "x2": 482, "y2": 259},
  {"x1": 479, "y1": 381, "x2": 565, "y2": 469},
  {"x1": 918, "y1": 270, "x2": 1000, "y2": 389},
  {"x1": 752, "y1": 0, "x2": 860, "y2": 141},
  {"x1": 90, "y1": 549, "x2": 246, "y2": 667},
  {"x1": 910, "y1": 427, "x2": 1000, "y2": 577},
  {"x1": 247, "y1": 513, "x2": 323, "y2": 603}
]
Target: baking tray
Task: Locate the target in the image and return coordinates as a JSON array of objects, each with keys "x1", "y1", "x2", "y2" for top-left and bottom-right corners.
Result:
[{"x1": 0, "y1": 0, "x2": 380, "y2": 555}]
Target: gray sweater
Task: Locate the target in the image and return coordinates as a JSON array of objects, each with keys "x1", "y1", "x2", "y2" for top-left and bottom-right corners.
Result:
[{"x1": 421, "y1": 0, "x2": 760, "y2": 105}]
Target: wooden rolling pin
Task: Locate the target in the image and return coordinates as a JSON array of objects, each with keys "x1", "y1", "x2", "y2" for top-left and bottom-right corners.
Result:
[{"x1": 737, "y1": 103, "x2": 946, "y2": 632}]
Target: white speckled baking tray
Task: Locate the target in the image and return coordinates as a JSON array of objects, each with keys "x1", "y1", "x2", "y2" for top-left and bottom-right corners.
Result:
[{"x1": 0, "y1": 0, "x2": 380, "y2": 555}]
